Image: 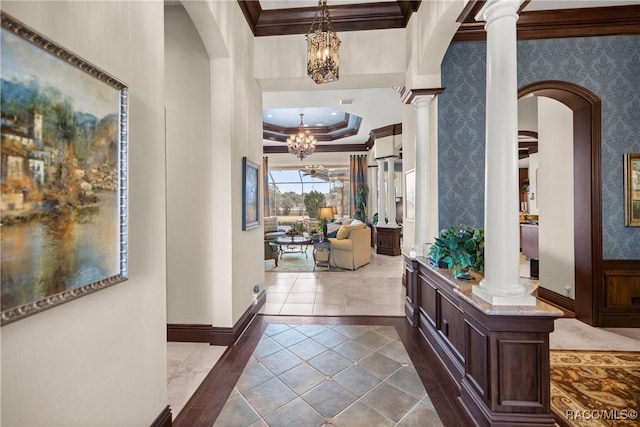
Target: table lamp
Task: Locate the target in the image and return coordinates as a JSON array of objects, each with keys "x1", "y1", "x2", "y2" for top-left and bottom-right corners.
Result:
[{"x1": 318, "y1": 206, "x2": 335, "y2": 241}]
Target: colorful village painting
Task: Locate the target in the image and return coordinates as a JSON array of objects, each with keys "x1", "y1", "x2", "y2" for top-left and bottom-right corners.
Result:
[{"x1": 1, "y1": 16, "x2": 127, "y2": 323}]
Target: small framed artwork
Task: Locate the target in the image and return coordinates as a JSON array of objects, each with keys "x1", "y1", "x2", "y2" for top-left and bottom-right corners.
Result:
[
  {"x1": 624, "y1": 153, "x2": 640, "y2": 226},
  {"x1": 242, "y1": 157, "x2": 260, "y2": 230},
  {"x1": 1, "y1": 12, "x2": 128, "y2": 325},
  {"x1": 405, "y1": 169, "x2": 416, "y2": 222}
]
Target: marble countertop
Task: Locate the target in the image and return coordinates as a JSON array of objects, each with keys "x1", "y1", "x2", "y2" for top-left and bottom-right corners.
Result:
[{"x1": 414, "y1": 257, "x2": 563, "y2": 318}]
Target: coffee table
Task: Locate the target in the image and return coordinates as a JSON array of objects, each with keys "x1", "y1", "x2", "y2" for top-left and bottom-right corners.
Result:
[{"x1": 275, "y1": 236, "x2": 313, "y2": 259}]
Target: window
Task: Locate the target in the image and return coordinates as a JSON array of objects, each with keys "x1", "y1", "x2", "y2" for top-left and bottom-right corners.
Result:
[{"x1": 268, "y1": 166, "x2": 350, "y2": 221}]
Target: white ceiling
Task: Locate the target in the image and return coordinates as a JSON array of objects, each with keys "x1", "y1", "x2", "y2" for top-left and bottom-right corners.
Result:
[{"x1": 263, "y1": 88, "x2": 402, "y2": 147}]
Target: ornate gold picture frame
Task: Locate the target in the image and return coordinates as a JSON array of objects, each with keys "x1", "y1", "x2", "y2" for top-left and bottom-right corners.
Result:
[
  {"x1": 624, "y1": 153, "x2": 640, "y2": 227},
  {"x1": 1, "y1": 12, "x2": 128, "y2": 324}
]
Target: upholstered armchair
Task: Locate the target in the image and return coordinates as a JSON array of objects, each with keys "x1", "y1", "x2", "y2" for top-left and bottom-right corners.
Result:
[
  {"x1": 264, "y1": 216, "x2": 286, "y2": 241},
  {"x1": 328, "y1": 224, "x2": 371, "y2": 270},
  {"x1": 264, "y1": 240, "x2": 279, "y2": 266}
]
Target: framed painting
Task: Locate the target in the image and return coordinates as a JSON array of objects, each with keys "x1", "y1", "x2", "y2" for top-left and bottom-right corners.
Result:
[
  {"x1": 1, "y1": 12, "x2": 128, "y2": 325},
  {"x1": 242, "y1": 157, "x2": 260, "y2": 230},
  {"x1": 624, "y1": 153, "x2": 640, "y2": 227},
  {"x1": 405, "y1": 169, "x2": 415, "y2": 222}
]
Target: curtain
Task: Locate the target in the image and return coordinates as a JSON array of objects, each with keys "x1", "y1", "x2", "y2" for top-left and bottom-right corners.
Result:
[
  {"x1": 349, "y1": 154, "x2": 368, "y2": 221},
  {"x1": 263, "y1": 156, "x2": 270, "y2": 218}
]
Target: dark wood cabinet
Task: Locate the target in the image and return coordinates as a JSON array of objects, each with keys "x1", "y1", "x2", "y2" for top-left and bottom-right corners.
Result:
[
  {"x1": 375, "y1": 226, "x2": 401, "y2": 256},
  {"x1": 404, "y1": 255, "x2": 562, "y2": 427}
]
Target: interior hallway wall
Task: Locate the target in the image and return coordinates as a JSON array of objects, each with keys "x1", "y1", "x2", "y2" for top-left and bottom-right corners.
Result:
[
  {"x1": 165, "y1": 5, "x2": 213, "y2": 324},
  {"x1": 439, "y1": 35, "x2": 640, "y2": 259},
  {"x1": 1, "y1": 1, "x2": 167, "y2": 425},
  {"x1": 537, "y1": 97, "x2": 575, "y2": 298},
  {"x1": 185, "y1": 1, "x2": 264, "y2": 326}
]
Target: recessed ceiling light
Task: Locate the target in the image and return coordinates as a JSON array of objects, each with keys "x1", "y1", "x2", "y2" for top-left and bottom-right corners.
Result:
[
  {"x1": 266, "y1": 114, "x2": 272, "y2": 118},
  {"x1": 331, "y1": 112, "x2": 337, "y2": 116},
  {"x1": 316, "y1": 123, "x2": 324, "y2": 126}
]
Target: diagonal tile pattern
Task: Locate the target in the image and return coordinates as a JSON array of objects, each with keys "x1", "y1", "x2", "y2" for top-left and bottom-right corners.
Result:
[
  {"x1": 169, "y1": 253, "x2": 640, "y2": 423},
  {"x1": 213, "y1": 324, "x2": 443, "y2": 427}
]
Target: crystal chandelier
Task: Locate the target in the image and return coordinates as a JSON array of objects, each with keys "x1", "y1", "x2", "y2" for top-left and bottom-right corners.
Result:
[
  {"x1": 306, "y1": 0, "x2": 340, "y2": 84},
  {"x1": 287, "y1": 113, "x2": 317, "y2": 161}
]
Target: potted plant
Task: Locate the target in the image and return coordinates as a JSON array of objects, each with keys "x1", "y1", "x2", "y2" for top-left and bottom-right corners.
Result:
[
  {"x1": 428, "y1": 225, "x2": 484, "y2": 280},
  {"x1": 285, "y1": 222, "x2": 306, "y2": 239}
]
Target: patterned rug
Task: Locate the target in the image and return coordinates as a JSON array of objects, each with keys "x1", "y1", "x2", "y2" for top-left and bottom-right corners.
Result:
[
  {"x1": 265, "y1": 252, "x2": 336, "y2": 273},
  {"x1": 550, "y1": 350, "x2": 640, "y2": 427}
]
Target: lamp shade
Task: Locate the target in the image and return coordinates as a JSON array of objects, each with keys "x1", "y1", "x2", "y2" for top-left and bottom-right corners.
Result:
[
  {"x1": 331, "y1": 206, "x2": 338, "y2": 215},
  {"x1": 318, "y1": 207, "x2": 334, "y2": 220}
]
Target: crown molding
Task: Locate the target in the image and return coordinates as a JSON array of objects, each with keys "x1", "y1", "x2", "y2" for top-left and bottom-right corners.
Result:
[
  {"x1": 263, "y1": 143, "x2": 370, "y2": 154},
  {"x1": 365, "y1": 123, "x2": 403, "y2": 150},
  {"x1": 262, "y1": 114, "x2": 362, "y2": 143},
  {"x1": 397, "y1": 87, "x2": 446, "y2": 104},
  {"x1": 454, "y1": 5, "x2": 640, "y2": 42}
]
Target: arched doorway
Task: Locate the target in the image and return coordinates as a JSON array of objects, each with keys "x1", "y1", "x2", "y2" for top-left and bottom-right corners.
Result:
[{"x1": 518, "y1": 80, "x2": 602, "y2": 326}]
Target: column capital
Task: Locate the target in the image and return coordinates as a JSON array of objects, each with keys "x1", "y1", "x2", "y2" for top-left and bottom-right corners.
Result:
[
  {"x1": 412, "y1": 95, "x2": 435, "y2": 110},
  {"x1": 475, "y1": 0, "x2": 521, "y2": 23}
]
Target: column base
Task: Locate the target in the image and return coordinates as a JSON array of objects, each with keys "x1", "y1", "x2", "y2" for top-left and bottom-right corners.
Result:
[{"x1": 472, "y1": 284, "x2": 537, "y2": 306}]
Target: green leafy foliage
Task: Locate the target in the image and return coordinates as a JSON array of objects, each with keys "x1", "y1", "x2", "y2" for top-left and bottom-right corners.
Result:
[
  {"x1": 429, "y1": 225, "x2": 484, "y2": 275},
  {"x1": 304, "y1": 190, "x2": 326, "y2": 218}
]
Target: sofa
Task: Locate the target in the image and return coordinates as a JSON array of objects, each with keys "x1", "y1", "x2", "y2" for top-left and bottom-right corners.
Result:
[{"x1": 328, "y1": 223, "x2": 371, "y2": 270}]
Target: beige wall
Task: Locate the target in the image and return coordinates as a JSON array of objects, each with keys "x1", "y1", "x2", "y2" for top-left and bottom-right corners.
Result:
[
  {"x1": 528, "y1": 153, "x2": 540, "y2": 215},
  {"x1": 538, "y1": 97, "x2": 575, "y2": 298},
  {"x1": 181, "y1": 1, "x2": 265, "y2": 327},
  {"x1": 1, "y1": 1, "x2": 167, "y2": 425},
  {"x1": 254, "y1": 29, "x2": 406, "y2": 91},
  {"x1": 165, "y1": 5, "x2": 214, "y2": 324}
]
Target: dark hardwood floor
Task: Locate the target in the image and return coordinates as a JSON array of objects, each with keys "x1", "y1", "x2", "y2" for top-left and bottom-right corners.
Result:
[{"x1": 173, "y1": 315, "x2": 472, "y2": 427}]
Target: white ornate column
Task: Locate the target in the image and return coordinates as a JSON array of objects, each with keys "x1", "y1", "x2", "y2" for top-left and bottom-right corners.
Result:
[
  {"x1": 386, "y1": 157, "x2": 398, "y2": 227},
  {"x1": 376, "y1": 158, "x2": 386, "y2": 224},
  {"x1": 368, "y1": 165, "x2": 378, "y2": 222},
  {"x1": 413, "y1": 95, "x2": 435, "y2": 252},
  {"x1": 473, "y1": 0, "x2": 535, "y2": 305}
]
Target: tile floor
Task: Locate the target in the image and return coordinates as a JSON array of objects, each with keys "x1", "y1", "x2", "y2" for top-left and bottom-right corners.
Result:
[
  {"x1": 261, "y1": 250, "x2": 405, "y2": 317},
  {"x1": 167, "y1": 250, "x2": 640, "y2": 422},
  {"x1": 212, "y1": 323, "x2": 443, "y2": 427}
]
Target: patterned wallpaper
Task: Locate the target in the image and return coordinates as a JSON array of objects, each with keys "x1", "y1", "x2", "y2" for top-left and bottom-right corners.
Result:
[{"x1": 438, "y1": 35, "x2": 640, "y2": 260}]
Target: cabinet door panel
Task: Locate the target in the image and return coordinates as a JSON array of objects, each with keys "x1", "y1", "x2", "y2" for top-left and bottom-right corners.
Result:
[
  {"x1": 419, "y1": 274, "x2": 437, "y2": 327},
  {"x1": 440, "y1": 293, "x2": 465, "y2": 362}
]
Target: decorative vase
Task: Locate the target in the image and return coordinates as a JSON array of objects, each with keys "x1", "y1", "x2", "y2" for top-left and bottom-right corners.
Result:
[{"x1": 454, "y1": 268, "x2": 473, "y2": 280}]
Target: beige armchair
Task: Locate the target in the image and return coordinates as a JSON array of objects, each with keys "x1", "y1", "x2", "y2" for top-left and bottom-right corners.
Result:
[{"x1": 328, "y1": 224, "x2": 371, "y2": 270}]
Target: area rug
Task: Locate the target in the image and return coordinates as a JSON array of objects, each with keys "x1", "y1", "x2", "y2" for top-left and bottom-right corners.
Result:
[
  {"x1": 265, "y1": 252, "x2": 336, "y2": 273},
  {"x1": 550, "y1": 350, "x2": 640, "y2": 427}
]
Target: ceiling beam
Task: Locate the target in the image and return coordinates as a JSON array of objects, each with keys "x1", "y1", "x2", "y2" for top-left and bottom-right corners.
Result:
[{"x1": 238, "y1": 1, "x2": 421, "y2": 37}]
